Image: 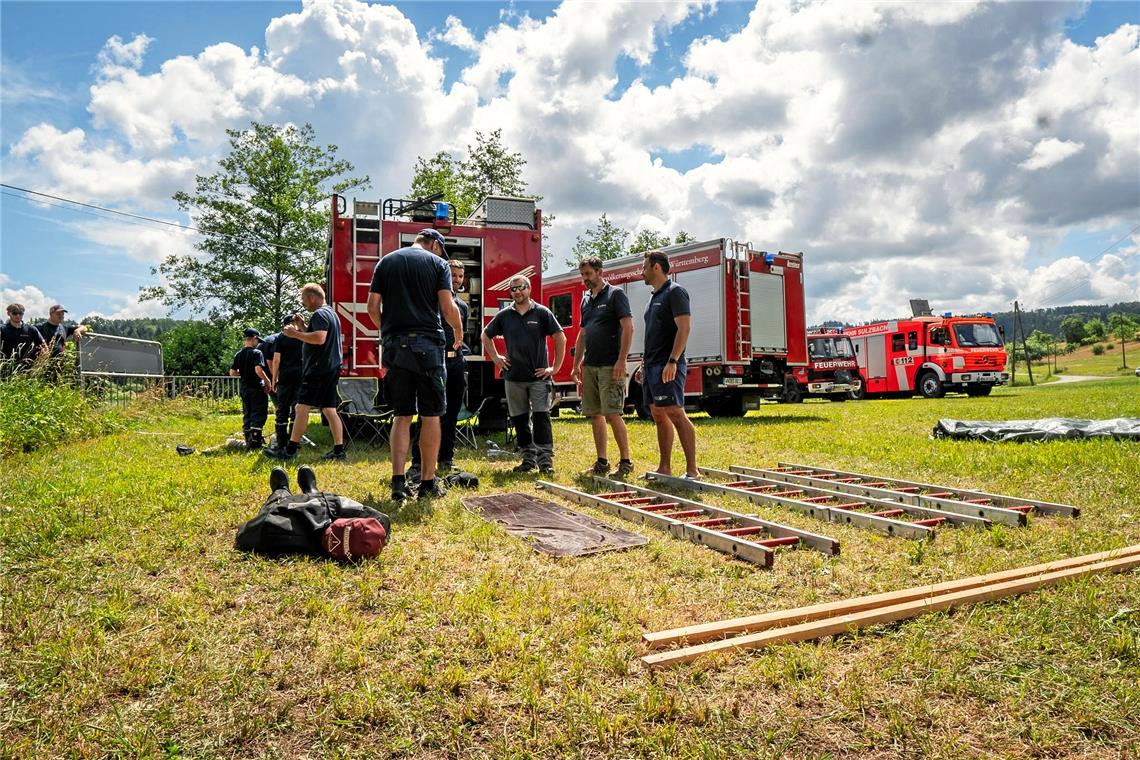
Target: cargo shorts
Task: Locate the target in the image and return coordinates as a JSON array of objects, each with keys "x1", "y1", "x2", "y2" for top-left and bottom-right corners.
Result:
[{"x1": 581, "y1": 364, "x2": 627, "y2": 416}]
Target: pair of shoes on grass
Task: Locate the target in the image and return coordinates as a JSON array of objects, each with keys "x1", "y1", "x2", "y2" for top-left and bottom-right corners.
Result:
[{"x1": 269, "y1": 465, "x2": 318, "y2": 494}]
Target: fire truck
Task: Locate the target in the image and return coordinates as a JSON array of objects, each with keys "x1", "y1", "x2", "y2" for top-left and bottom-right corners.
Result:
[
  {"x1": 844, "y1": 301, "x2": 1009, "y2": 399},
  {"x1": 543, "y1": 239, "x2": 807, "y2": 417},
  {"x1": 782, "y1": 329, "x2": 859, "y2": 402},
  {"x1": 326, "y1": 193, "x2": 544, "y2": 428}
]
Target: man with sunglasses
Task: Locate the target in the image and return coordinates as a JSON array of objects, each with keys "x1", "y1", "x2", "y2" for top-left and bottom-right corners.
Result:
[
  {"x1": 2, "y1": 303, "x2": 46, "y2": 365},
  {"x1": 481, "y1": 275, "x2": 566, "y2": 474}
]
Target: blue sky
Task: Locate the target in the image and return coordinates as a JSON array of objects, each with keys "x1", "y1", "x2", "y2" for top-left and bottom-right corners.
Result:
[{"x1": 1, "y1": 0, "x2": 1137, "y2": 324}]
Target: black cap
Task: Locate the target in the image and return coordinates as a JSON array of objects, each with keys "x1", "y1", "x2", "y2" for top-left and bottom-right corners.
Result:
[
  {"x1": 418, "y1": 228, "x2": 447, "y2": 254},
  {"x1": 243, "y1": 327, "x2": 261, "y2": 338},
  {"x1": 282, "y1": 314, "x2": 296, "y2": 327}
]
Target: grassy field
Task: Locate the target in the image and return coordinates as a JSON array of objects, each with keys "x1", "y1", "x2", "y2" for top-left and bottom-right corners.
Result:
[
  {"x1": 3, "y1": 379, "x2": 1139, "y2": 758},
  {"x1": 1012, "y1": 342, "x2": 1139, "y2": 384}
]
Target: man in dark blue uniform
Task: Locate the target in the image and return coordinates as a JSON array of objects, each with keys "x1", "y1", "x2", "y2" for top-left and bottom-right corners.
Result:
[
  {"x1": 639, "y1": 250, "x2": 698, "y2": 479},
  {"x1": 1, "y1": 303, "x2": 45, "y2": 367},
  {"x1": 367, "y1": 229, "x2": 464, "y2": 501},
  {"x1": 229, "y1": 328, "x2": 271, "y2": 449},
  {"x1": 266, "y1": 283, "x2": 347, "y2": 461},
  {"x1": 263, "y1": 314, "x2": 305, "y2": 454}
]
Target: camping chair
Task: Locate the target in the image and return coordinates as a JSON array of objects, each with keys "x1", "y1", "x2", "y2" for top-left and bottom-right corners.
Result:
[
  {"x1": 337, "y1": 377, "x2": 393, "y2": 449},
  {"x1": 454, "y1": 396, "x2": 494, "y2": 450}
]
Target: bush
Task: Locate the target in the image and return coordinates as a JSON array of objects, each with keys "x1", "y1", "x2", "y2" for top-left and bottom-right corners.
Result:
[{"x1": 1092, "y1": 343, "x2": 1105, "y2": 355}]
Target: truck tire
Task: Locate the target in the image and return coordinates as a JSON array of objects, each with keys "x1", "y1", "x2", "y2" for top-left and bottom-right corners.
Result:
[
  {"x1": 781, "y1": 380, "x2": 803, "y2": 404},
  {"x1": 629, "y1": 381, "x2": 652, "y2": 420},
  {"x1": 918, "y1": 371, "x2": 945, "y2": 399},
  {"x1": 966, "y1": 384, "x2": 992, "y2": 397},
  {"x1": 702, "y1": 395, "x2": 744, "y2": 418},
  {"x1": 847, "y1": 375, "x2": 866, "y2": 401},
  {"x1": 830, "y1": 393, "x2": 846, "y2": 403}
]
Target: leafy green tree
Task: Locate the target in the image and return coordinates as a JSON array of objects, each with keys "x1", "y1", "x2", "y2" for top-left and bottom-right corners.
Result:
[
  {"x1": 1083, "y1": 317, "x2": 1107, "y2": 342},
  {"x1": 1059, "y1": 314, "x2": 1086, "y2": 345},
  {"x1": 142, "y1": 122, "x2": 369, "y2": 332},
  {"x1": 409, "y1": 129, "x2": 534, "y2": 220},
  {"x1": 674, "y1": 230, "x2": 696, "y2": 244},
  {"x1": 1108, "y1": 312, "x2": 1138, "y2": 368},
  {"x1": 568, "y1": 214, "x2": 629, "y2": 268},
  {"x1": 160, "y1": 321, "x2": 242, "y2": 376},
  {"x1": 628, "y1": 229, "x2": 672, "y2": 255}
]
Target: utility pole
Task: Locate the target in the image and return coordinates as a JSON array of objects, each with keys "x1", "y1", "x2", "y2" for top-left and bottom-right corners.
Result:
[{"x1": 1014, "y1": 301, "x2": 1034, "y2": 386}]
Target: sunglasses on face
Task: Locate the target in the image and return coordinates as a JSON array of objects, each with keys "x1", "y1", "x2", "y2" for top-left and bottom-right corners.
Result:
[
  {"x1": 510, "y1": 285, "x2": 528, "y2": 292},
  {"x1": 9, "y1": 311, "x2": 24, "y2": 316}
]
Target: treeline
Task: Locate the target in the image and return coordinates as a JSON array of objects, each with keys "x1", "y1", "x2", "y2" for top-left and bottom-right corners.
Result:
[
  {"x1": 84, "y1": 317, "x2": 182, "y2": 340},
  {"x1": 992, "y1": 302, "x2": 1140, "y2": 341}
]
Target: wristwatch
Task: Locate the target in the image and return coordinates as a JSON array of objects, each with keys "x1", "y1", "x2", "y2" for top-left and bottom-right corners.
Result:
[{"x1": 667, "y1": 357, "x2": 678, "y2": 364}]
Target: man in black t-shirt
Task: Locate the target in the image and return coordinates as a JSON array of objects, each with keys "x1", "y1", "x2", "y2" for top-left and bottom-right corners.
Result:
[
  {"x1": 263, "y1": 314, "x2": 305, "y2": 454},
  {"x1": 1, "y1": 303, "x2": 45, "y2": 367},
  {"x1": 570, "y1": 256, "x2": 635, "y2": 477},
  {"x1": 367, "y1": 229, "x2": 464, "y2": 501},
  {"x1": 267, "y1": 283, "x2": 346, "y2": 462},
  {"x1": 37, "y1": 304, "x2": 88, "y2": 358},
  {"x1": 638, "y1": 250, "x2": 698, "y2": 479},
  {"x1": 229, "y1": 328, "x2": 271, "y2": 448},
  {"x1": 482, "y1": 275, "x2": 566, "y2": 475}
]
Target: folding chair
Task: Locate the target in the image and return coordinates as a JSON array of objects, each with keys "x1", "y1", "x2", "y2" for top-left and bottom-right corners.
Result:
[
  {"x1": 337, "y1": 377, "x2": 393, "y2": 448},
  {"x1": 454, "y1": 396, "x2": 493, "y2": 450}
]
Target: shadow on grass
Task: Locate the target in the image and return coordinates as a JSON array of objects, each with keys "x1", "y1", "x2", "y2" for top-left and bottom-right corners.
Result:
[{"x1": 696, "y1": 414, "x2": 827, "y2": 425}]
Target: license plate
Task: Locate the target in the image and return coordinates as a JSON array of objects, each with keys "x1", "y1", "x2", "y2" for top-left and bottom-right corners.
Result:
[{"x1": 723, "y1": 377, "x2": 742, "y2": 385}]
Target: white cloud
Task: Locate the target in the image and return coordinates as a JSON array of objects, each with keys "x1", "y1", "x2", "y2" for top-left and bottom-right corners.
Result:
[
  {"x1": 1021, "y1": 138, "x2": 1085, "y2": 170},
  {"x1": 0, "y1": 280, "x2": 54, "y2": 319},
  {"x1": 439, "y1": 15, "x2": 480, "y2": 52},
  {"x1": 67, "y1": 219, "x2": 199, "y2": 264}
]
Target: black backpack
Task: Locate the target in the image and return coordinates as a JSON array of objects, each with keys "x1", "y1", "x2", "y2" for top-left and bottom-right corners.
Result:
[{"x1": 235, "y1": 492, "x2": 391, "y2": 557}]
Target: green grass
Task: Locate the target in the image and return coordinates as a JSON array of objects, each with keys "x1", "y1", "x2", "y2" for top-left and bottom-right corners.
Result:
[{"x1": 2, "y1": 380, "x2": 1138, "y2": 758}]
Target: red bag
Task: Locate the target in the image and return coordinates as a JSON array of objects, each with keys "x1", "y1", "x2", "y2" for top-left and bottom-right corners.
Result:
[{"x1": 322, "y1": 517, "x2": 387, "y2": 561}]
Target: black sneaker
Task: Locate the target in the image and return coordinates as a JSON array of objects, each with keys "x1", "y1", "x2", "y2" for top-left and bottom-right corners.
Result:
[
  {"x1": 269, "y1": 467, "x2": 290, "y2": 492},
  {"x1": 417, "y1": 478, "x2": 447, "y2": 500},
  {"x1": 391, "y1": 477, "x2": 410, "y2": 502},
  {"x1": 406, "y1": 467, "x2": 422, "y2": 484},
  {"x1": 512, "y1": 462, "x2": 536, "y2": 473},
  {"x1": 321, "y1": 449, "x2": 347, "y2": 461},
  {"x1": 585, "y1": 458, "x2": 609, "y2": 475},
  {"x1": 264, "y1": 446, "x2": 296, "y2": 461},
  {"x1": 539, "y1": 465, "x2": 555, "y2": 475},
  {"x1": 297, "y1": 465, "x2": 318, "y2": 494}
]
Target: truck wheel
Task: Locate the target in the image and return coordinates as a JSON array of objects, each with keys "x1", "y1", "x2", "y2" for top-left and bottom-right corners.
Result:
[
  {"x1": 630, "y1": 381, "x2": 652, "y2": 420},
  {"x1": 830, "y1": 393, "x2": 846, "y2": 403},
  {"x1": 918, "y1": 372, "x2": 945, "y2": 399},
  {"x1": 847, "y1": 375, "x2": 866, "y2": 401},
  {"x1": 702, "y1": 396, "x2": 744, "y2": 417},
  {"x1": 781, "y1": 380, "x2": 803, "y2": 404},
  {"x1": 966, "y1": 384, "x2": 992, "y2": 397}
]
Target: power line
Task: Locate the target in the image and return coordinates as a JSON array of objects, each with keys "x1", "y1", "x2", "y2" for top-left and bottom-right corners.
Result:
[
  {"x1": 1029, "y1": 222, "x2": 1140, "y2": 309},
  {"x1": 0, "y1": 182, "x2": 312, "y2": 254}
]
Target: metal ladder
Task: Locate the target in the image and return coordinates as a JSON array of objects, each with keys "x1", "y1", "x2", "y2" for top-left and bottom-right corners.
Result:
[
  {"x1": 536, "y1": 479, "x2": 839, "y2": 567},
  {"x1": 731, "y1": 241, "x2": 752, "y2": 360},
  {"x1": 774, "y1": 462, "x2": 1079, "y2": 518}
]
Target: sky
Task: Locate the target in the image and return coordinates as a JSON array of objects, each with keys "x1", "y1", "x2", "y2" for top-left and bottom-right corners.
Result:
[{"x1": 1, "y1": 0, "x2": 1137, "y2": 325}]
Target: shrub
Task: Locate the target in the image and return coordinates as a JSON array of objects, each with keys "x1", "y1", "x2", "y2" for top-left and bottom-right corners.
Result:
[
  {"x1": 0, "y1": 368, "x2": 124, "y2": 455},
  {"x1": 1091, "y1": 343, "x2": 1105, "y2": 355}
]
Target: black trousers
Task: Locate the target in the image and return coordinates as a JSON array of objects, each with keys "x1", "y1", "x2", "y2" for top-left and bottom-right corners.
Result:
[
  {"x1": 240, "y1": 385, "x2": 269, "y2": 431},
  {"x1": 412, "y1": 357, "x2": 467, "y2": 467},
  {"x1": 274, "y1": 378, "x2": 300, "y2": 429}
]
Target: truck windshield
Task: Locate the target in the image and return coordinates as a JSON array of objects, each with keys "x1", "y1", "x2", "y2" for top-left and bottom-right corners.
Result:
[
  {"x1": 809, "y1": 337, "x2": 855, "y2": 359},
  {"x1": 953, "y1": 322, "x2": 1002, "y2": 347}
]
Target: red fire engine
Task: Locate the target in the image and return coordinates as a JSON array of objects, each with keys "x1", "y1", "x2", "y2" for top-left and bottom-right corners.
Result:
[
  {"x1": 782, "y1": 329, "x2": 859, "y2": 403},
  {"x1": 543, "y1": 239, "x2": 807, "y2": 417},
  {"x1": 326, "y1": 193, "x2": 544, "y2": 428},
  {"x1": 844, "y1": 303, "x2": 1008, "y2": 399}
]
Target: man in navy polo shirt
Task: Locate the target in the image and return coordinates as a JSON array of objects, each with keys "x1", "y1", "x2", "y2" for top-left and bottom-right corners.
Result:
[
  {"x1": 481, "y1": 275, "x2": 566, "y2": 475},
  {"x1": 639, "y1": 250, "x2": 699, "y2": 479},
  {"x1": 570, "y1": 255, "x2": 634, "y2": 477},
  {"x1": 1, "y1": 303, "x2": 45, "y2": 366},
  {"x1": 367, "y1": 228, "x2": 464, "y2": 501},
  {"x1": 263, "y1": 314, "x2": 304, "y2": 454}
]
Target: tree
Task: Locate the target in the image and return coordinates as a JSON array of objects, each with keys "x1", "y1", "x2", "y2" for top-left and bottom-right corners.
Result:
[
  {"x1": 1059, "y1": 314, "x2": 1086, "y2": 345},
  {"x1": 408, "y1": 129, "x2": 534, "y2": 220},
  {"x1": 567, "y1": 214, "x2": 629, "y2": 268},
  {"x1": 1108, "y1": 312, "x2": 1138, "y2": 368},
  {"x1": 627, "y1": 229, "x2": 672, "y2": 255},
  {"x1": 160, "y1": 321, "x2": 242, "y2": 376},
  {"x1": 1084, "y1": 317, "x2": 1107, "y2": 342},
  {"x1": 141, "y1": 122, "x2": 369, "y2": 332},
  {"x1": 674, "y1": 230, "x2": 696, "y2": 244}
]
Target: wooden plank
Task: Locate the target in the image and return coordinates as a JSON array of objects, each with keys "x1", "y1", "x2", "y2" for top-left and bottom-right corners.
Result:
[
  {"x1": 643, "y1": 544, "x2": 1140, "y2": 649},
  {"x1": 641, "y1": 552, "x2": 1140, "y2": 669}
]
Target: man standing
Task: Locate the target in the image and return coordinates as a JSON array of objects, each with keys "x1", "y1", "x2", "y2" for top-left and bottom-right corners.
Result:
[
  {"x1": 410, "y1": 258, "x2": 470, "y2": 476},
  {"x1": 367, "y1": 229, "x2": 464, "y2": 501},
  {"x1": 570, "y1": 255, "x2": 635, "y2": 477},
  {"x1": 264, "y1": 314, "x2": 304, "y2": 454},
  {"x1": 37, "y1": 305, "x2": 87, "y2": 359},
  {"x1": 267, "y1": 283, "x2": 347, "y2": 461},
  {"x1": 639, "y1": 250, "x2": 698, "y2": 478},
  {"x1": 229, "y1": 328, "x2": 271, "y2": 449},
  {"x1": 1, "y1": 303, "x2": 45, "y2": 365},
  {"x1": 482, "y1": 275, "x2": 566, "y2": 475}
]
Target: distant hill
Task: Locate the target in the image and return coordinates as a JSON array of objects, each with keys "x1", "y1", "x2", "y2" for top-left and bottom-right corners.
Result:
[
  {"x1": 817, "y1": 302, "x2": 1140, "y2": 337},
  {"x1": 83, "y1": 317, "x2": 182, "y2": 341}
]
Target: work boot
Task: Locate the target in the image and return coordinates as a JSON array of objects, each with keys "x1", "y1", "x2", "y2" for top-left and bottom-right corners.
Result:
[
  {"x1": 585, "y1": 458, "x2": 609, "y2": 475},
  {"x1": 249, "y1": 429, "x2": 264, "y2": 450},
  {"x1": 297, "y1": 465, "x2": 318, "y2": 494},
  {"x1": 417, "y1": 478, "x2": 447, "y2": 500},
  {"x1": 274, "y1": 424, "x2": 289, "y2": 450},
  {"x1": 539, "y1": 464, "x2": 555, "y2": 475},
  {"x1": 265, "y1": 441, "x2": 298, "y2": 460},
  {"x1": 512, "y1": 461, "x2": 536, "y2": 473},
  {"x1": 269, "y1": 467, "x2": 290, "y2": 493},
  {"x1": 611, "y1": 459, "x2": 635, "y2": 478},
  {"x1": 391, "y1": 475, "x2": 410, "y2": 502}
]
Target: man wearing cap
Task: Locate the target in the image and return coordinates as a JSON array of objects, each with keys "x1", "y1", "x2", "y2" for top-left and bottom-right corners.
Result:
[
  {"x1": 263, "y1": 314, "x2": 305, "y2": 455},
  {"x1": 229, "y1": 328, "x2": 272, "y2": 449},
  {"x1": 37, "y1": 304, "x2": 88, "y2": 360},
  {"x1": 268, "y1": 283, "x2": 347, "y2": 461},
  {"x1": 481, "y1": 274, "x2": 566, "y2": 475},
  {"x1": 367, "y1": 228, "x2": 464, "y2": 501},
  {"x1": 1, "y1": 303, "x2": 46, "y2": 366}
]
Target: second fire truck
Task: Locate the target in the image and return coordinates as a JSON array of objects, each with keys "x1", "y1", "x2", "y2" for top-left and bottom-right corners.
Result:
[{"x1": 782, "y1": 329, "x2": 859, "y2": 403}]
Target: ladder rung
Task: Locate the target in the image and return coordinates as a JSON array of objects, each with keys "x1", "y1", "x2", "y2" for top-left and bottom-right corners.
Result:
[
  {"x1": 640, "y1": 502, "x2": 680, "y2": 512},
  {"x1": 894, "y1": 487, "x2": 921, "y2": 493},
  {"x1": 965, "y1": 498, "x2": 992, "y2": 505},
  {"x1": 830, "y1": 502, "x2": 865, "y2": 510},
  {"x1": 722, "y1": 526, "x2": 764, "y2": 537},
  {"x1": 774, "y1": 490, "x2": 804, "y2": 498},
  {"x1": 912, "y1": 517, "x2": 946, "y2": 528},
  {"x1": 690, "y1": 517, "x2": 730, "y2": 528},
  {"x1": 1008, "y1": 505, "x2": 1033, "y2": 513},
  {"x1": 802, "y1": 496, "x2": 833, "y2": 504},
  {"x1": 661, "y1": 509, "x2": 704, "y2": 520},
  {"x1": 871, "y1": 509, "x2": 904, "y2": 518},
  {"x1": 599, "y1": 491, "x2": 636, "y2": 499},
  {"x1": 615, "y1": 497, "x2": 655, "y2": 505},
  {"x1": 758, "y1": 536, "x2": 800, "y2": 548}
]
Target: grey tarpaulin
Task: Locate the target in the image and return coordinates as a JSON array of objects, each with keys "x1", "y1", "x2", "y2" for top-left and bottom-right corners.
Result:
[
  {"x1": 462, "y1": 493, "x2": 648, "y2": 556},
  {"x1": 933, "y1": 418, "x2": 1140, "y2": 442}
]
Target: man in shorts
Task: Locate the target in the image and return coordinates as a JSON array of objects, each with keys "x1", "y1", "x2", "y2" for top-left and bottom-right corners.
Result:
[
  {"x1": 570, "y1": 255, "x2": 634, "y2": 477},
  {"x1": 639, "y1": 250, "x2": 698, "y2": 478},
  {"x1": 367, "y1": 229, "x2": 464, "y2": 501},
  {"x1": 266, "y1": 283, "x2": 346, "y2": 461},
  {"x1": 481, "y1": 275, "x2": 566, "y2": 475}
]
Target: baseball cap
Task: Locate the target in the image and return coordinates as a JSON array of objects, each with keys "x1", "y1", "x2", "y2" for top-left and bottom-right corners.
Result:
[
  {"x1": 323, "y1": 517, "x2": 389, "y2": 561},
  {"x1": 243, "y1": 327, "x2": 261, "y2": 338},
  {"x1": 282, "y1": 314, "x2": 296, "y2": 327},
  {"x1": 418, "y1": 228, "x2": 447, "y2": 254},
  {"x1": 49, "y1": 304, "x2": 67, "y2": 314}
]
